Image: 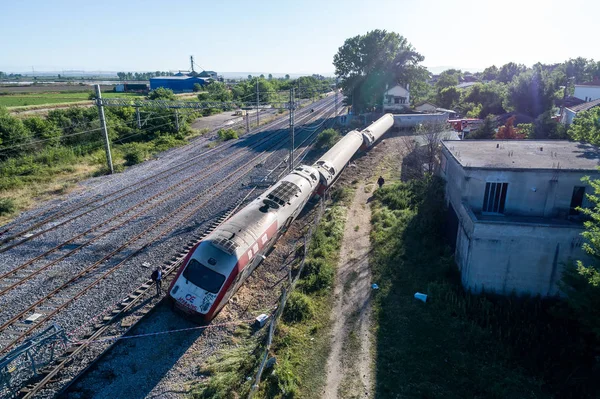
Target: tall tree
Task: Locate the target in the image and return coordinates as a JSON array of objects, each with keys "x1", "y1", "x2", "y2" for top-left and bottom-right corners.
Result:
[
  {"x1": 482, "y1": 65, "x2": 499, "y2": 81},
  {"x1": 435, "y1": 69, "x2": 462, "y2": 90},
  {"x1": 504, "y1": 66, "x2": 559, "y2": 118},
  {"x1": 333, "y1": 30, "x2": 426, "y2": 113},
  {"x1": 436, "y1": 87, "x2": 460, "y2": 109},
  {"x1": 497, "y1": 62, "x2": 527, "y2": 83},
  {"x1": 462, "y1": 82, "x2": 507, "y2": 117}
]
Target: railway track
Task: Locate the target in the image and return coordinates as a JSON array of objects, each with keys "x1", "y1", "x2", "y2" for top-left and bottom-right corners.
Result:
[
  {"x1": 0, "y1": 99, "x2": 336, "y2": 298},
  {"x1": 0, "y1": 100, "x2": 337, "y2": 353},
  {"x1": 0, "y1": 96, "x2": 333, "y2": 249},
  {"x1": 0, "y1": 100, "x2": 343, "y2": 398}
]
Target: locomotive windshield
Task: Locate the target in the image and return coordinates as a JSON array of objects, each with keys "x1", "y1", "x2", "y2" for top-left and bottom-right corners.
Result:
[{"x1": 183, "y1": 259, "x2": 226, "y2": 294}]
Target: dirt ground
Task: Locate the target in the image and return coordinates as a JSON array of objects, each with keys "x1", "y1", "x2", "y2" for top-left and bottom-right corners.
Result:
[{"x1": 322, "y1": 131, "x2": 409, "y2": 399}]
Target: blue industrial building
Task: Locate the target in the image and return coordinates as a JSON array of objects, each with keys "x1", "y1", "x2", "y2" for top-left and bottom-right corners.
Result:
[{"x1": 149, "y1": 76, "x2": 210, "y2": 92}]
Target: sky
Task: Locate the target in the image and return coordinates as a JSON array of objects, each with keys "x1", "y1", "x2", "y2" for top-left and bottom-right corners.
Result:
[{"x1": 1, "y1": 0, "x2": 597, "y2": 75}]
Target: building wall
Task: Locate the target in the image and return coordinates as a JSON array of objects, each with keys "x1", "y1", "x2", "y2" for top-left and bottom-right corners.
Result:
[
  {"x1": 441, "y1": 147, "x2": 597, "y2": 218},
  {"x1": 149, "y1": 77, "x2": 205, "y2": 92},
  {"x1": 574, "y1": 85, "x2": 600, "y2": 102},
  {"x1": 462, "y1": 216, "x2": 585, "y2": 295},
  {"x1": 561, "y1": 108, "x2": 576, "y2": 125},
  {"x1": 440, "y1": 146, "x2": 593, "y2": 297}
]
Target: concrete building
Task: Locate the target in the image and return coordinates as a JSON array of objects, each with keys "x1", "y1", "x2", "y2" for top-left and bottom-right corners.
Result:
[
  {"x1": 574, "y1": 81, "x2": 600, "y2": 102},
  {"x1": 149, "y1": 75, "x2": 209, "y2": 92},
  {"x1": 561, "y1": 98, "x2": 600, "y2": 125},
  {"x1": 440, "y1": 140, "x2": 599, "y2": 297},
  {"x1": 383, "y1": 85, "x2": 410, "y2": 112},
  {"x1": 415, "y1": 102, "x2": 438, "y2": 113}
]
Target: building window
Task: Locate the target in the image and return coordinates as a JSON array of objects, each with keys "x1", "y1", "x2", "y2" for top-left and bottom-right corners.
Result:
[
  {"x1": 570, "y1": 186, "x2": 586, "y2": 215},
  {"x1": 394, "y1": 97, "x2": 400, "y2": 104},
  {"x1": 483, "y1": 182, "x2": 508, "y2": 214}
]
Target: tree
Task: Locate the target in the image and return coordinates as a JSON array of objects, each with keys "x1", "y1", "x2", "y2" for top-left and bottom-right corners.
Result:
[
  {"x1": 469, "y1": 115, "x2": 496, "y2": 139},
  {"x1": 248, "y1": 75, "x2": 252, "y2": 80},
  {"x1": 260, "y1": 74, "x2": 265, "y2": 79},
  {"x1": 497, "y1": 62, "x2": 527, "y2": 83},
  {"x1": 462, "y1": 82, "x2": 507, "y2": 117},
  {"x1": 333, "y1": 30, "x2": 425, "y2": 113},
  {"x1": 268, "y1": 74, "x2": 273, "y2": 80},
  {"x1": 285, "y1": 74, "x2": 290, "y2": 80},
  {"x1": 193, "y1": 83, "x2": 203, "y2": 92},
  {"x1": 205, "y1": 81, "x2": 233, "y2": 102},
  {"x1": 567, "y1": 107, "x2": 600, "y2": 145},
  {"x1": 564, "y1": 57, "x2": 594, "y2": 83},
  {"x1": 560, "y1": 175, "x2": 600, "y2": 340},
  {"x1": 0, "y1": 107, "x2": 33, "y2": 157},
  {"x1": 532, "y1": 111, "x2": 566, "y2": 139},
  {"x1": 436, "y1": 87, "x2": 460, "y2": 109},
  {"x1": 504, "y1": 66, "x2": 559, "y2": 118},
  {"x1": 147, "y1": 87, "x2": 175, "y2": 100},
  {"x1": 435, "y1": 69, "x2": 462, "y2": 90},
  {"x1": 482, "y1": 65, "x2": 499, "y2": 81},
  {"x1": 494, "y1": 116, "x2": 524, "y2": 139}
]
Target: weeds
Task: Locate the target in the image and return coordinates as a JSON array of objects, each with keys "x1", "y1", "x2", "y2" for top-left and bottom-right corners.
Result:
[{"x1": 370, "y1": 176, "x2": 600, "y2": 398}]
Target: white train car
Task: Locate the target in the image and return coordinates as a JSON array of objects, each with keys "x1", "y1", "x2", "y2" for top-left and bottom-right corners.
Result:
[{"x1": 169, "y1": 165, "x2": 320, "y2": 319}]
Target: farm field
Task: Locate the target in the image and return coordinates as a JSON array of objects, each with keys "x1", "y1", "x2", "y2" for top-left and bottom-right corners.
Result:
[{"x1": 0, "y1": 91, "x2": 144, "y2": 107}]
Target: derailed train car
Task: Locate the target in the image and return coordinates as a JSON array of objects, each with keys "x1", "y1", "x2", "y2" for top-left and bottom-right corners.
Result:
[{"x1": 169, "y1": 114, "x2": 393, "y2": 320}]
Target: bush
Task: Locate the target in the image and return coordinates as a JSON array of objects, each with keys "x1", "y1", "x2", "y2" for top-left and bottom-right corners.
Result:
[
  {"x1": 0, "y1": 197, "x2": 16, "y2": 216},
  {"x1": 283, "y1": 291, "x2": 314, "y2": 323},
  {"x1": 315, "y1": 128, "x2": 340, "y2": 150},
  {"x1": 217, "y1": 128, "x2": 238, "y2": 141},
  {"x1": 121, "y1": 143, "x2": 149, "y2": 166}
]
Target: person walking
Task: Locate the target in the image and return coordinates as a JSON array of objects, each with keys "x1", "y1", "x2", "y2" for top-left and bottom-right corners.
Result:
[
  {"x1": 151, "y1": 267, "x2": 162, "y2": 296},
  {"x1": 377, "y1": 176, "x2": 385, "y2": 189}
]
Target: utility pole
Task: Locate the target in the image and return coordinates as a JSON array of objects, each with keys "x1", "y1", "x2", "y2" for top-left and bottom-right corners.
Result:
[
  {"x1": 190, "y1": 55, "x2": 195, "y2": 73},
  {"x1": 94, "y1": 85, "x2": 114, "y2": 174},
  {"x1": 288, "y1": 87, "x2": 295, "y2": 172},
  {"x1": 256, "y1": 78, "x2": 260, "y2": 127},
  {"x1": 175, "y1": 110, "x2": 180, "y2": 131},
  {"x1": 245, "y1": 111, "x2": 250, "y2": 134},
  {"x1": 136, "y1": 107, "x2": 141, "y2": 129}
]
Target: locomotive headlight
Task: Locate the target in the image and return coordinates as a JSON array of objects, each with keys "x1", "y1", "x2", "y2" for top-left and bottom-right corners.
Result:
[{"x1": 172, "y1": 285, "x2": 180, "y2": 294}]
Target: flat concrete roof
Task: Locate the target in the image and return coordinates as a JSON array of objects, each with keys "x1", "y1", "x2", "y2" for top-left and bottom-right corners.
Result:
[{"x1": 442, "y1": 140, "x2": 600, "y2": 171}]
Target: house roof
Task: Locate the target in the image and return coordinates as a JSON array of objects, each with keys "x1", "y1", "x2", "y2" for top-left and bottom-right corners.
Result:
[
  {"x1": 442, "y1": 140, "x2": 600, "y2": 171},
  {"x1": 556, "y1": 96, "x2": 585, "y2": 108},
  {"x1": 415, "y1": 101, "x2": 437, "y2": 108},
  {"x1": 385, "y1": 85, "x2": 409, "y2": 96},
  {"x1": 566, "y1": 98, "x2": 600, "y2": 113}
]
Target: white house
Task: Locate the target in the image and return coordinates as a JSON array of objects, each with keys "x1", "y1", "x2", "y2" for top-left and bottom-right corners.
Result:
[
  {"x1": 561, "y1": 98, "x2": 600, "y2": 125},
  {"x1": 440, "y1": 140, "x2": 599, "y2": 297},
  {"x1": 383, "y1": 85, "x2": 410, "y2": 112},
  {"x1": 574, "y1": 81, "x2": 600, "y2": 102}
]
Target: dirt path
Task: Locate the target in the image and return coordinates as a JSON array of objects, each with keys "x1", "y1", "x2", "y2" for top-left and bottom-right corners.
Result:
[{"x1": 323, "y1": 181, "x2": 375, "y2": 399}]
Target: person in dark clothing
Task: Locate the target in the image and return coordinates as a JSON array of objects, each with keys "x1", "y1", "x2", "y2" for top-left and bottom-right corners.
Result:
[
  {"x1": 377, "y1": 176, "x2": 385, "y2": 189},
  {"x1": 151, "y1": 267, "x2": 162, "y2": 296}
]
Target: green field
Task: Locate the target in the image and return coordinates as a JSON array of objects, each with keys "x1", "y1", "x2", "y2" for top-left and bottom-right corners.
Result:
[{"x1": 0, "y1": 92, "x2": 143, "y2": 107}]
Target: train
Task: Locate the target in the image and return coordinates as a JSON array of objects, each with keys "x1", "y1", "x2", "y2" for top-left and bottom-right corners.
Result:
[{"x1": 168, "y1": 114, "x2": 394, "y2": 320}]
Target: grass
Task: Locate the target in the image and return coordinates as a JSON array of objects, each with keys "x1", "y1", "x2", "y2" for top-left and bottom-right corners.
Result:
[
  {"x1": 256, "y1": 201, "x2": 348, "y2": 399},
  {"x1": 190, "y1": 324, "x2": 260, "y2": 398},
  {"x1": 0, "y1": 130, "x2": 199, "y2": 225},
  {"x1": 0, "y1": 91, "x2": 143, "y2": 107},
  {"x1": 369, "y1": 176, "x2": 600, "y2": 398}
]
